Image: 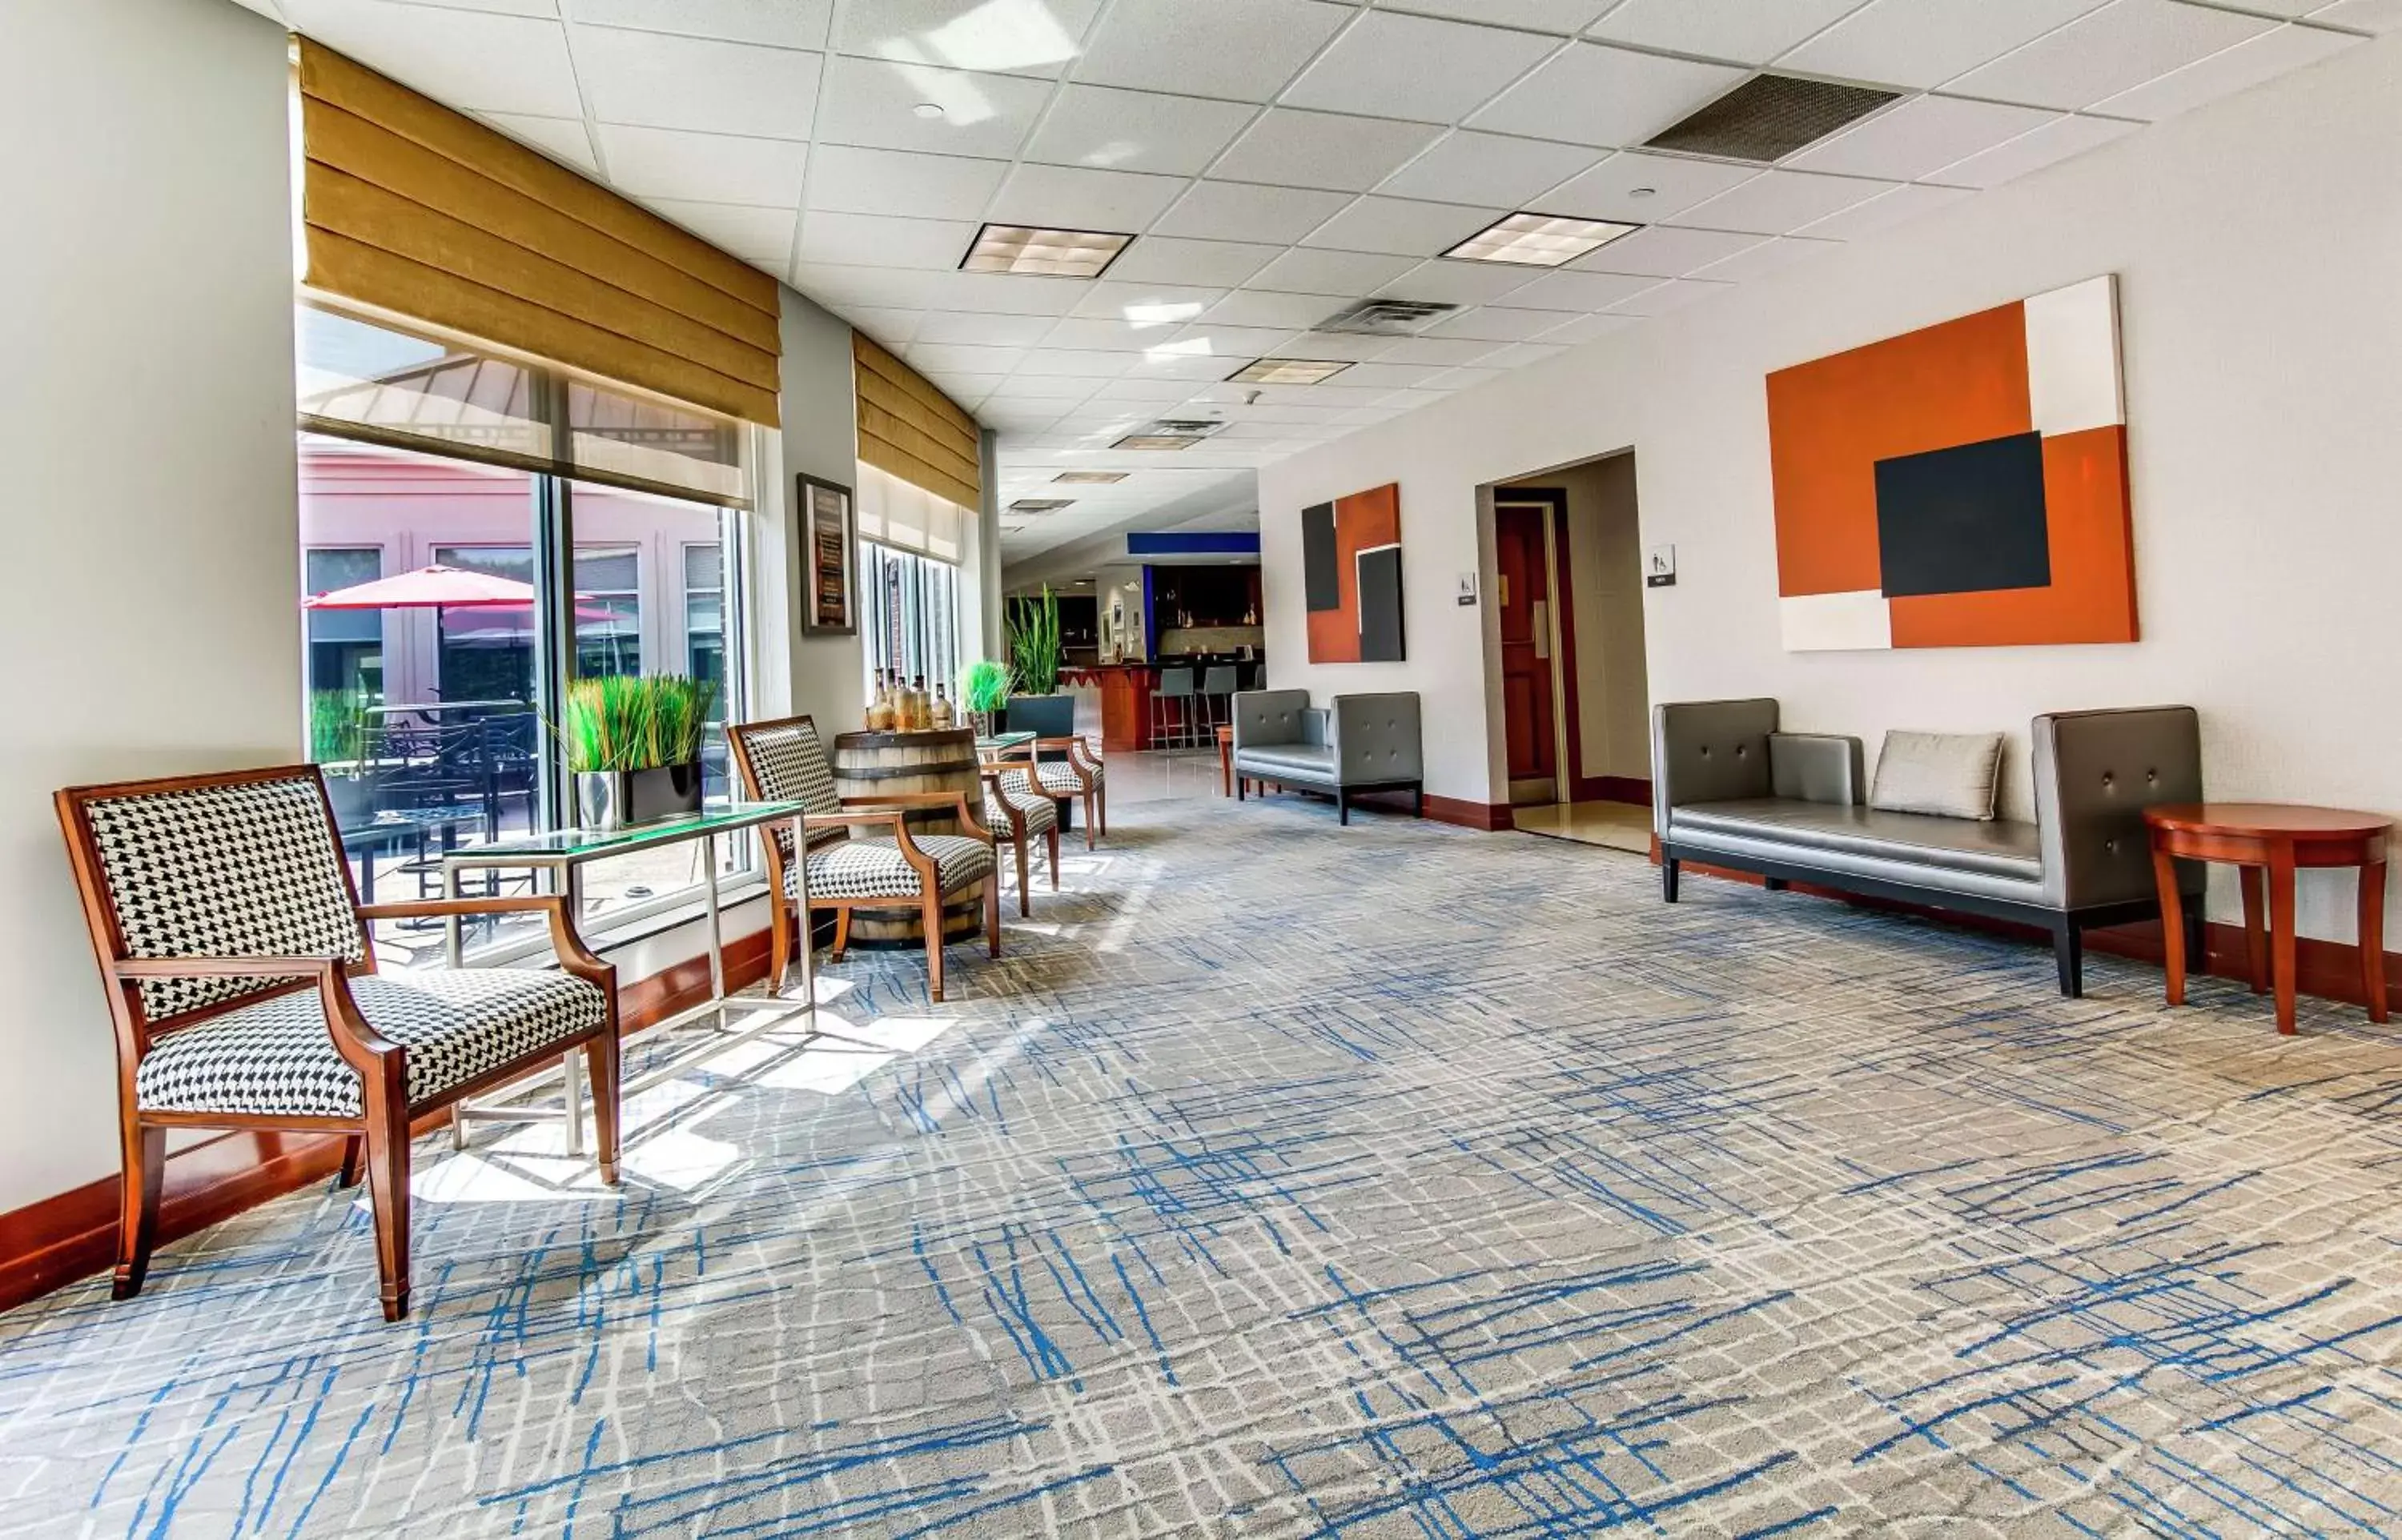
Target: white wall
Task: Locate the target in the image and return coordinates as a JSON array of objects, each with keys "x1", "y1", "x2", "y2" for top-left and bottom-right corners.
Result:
[
  {"x1": 1263, "y1": 34, "x2": 2402, "y2": 944},
  {"x1": 756, "y1": 286, "x2": 864, "y2": 732},
  {"x1": 0, "y1": 0, "x2": 303, "y2": 1212}
]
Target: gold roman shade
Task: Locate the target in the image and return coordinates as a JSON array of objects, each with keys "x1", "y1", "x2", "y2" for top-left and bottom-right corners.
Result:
[
  {"x1": 854, "y1": 334, "x2": 982, "y2": 511},
  {"x1": 296, "y1": 40, "x2": 781, "y2": 426}
]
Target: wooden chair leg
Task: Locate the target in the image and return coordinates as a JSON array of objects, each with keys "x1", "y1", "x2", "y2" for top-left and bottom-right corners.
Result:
[
  {"x1": 363, "y1": 1064, "x2": 412, "y2": 1322},
  {"x1": 767, "y1": 898, "x2": 792, "y2": 994},
  {"x1": 986, "y1": 875, "x2": 1002, "y2": 958},
  {"x1": 831, "y1": 906, "x2": 851, "y2": 960},
  {"x1": 584, "y1": 1029, "x2": 622, "y2": 1186},
  {"x1": 335, "y1": 1134, "x2": 365, "y2": 1190},
  {"x1": 922, "y1": 893, "x2": 946, "y2": 1002},
  {"x1": 1083, "y1": 792, "x2": 1098, "y2": 850},
  {"x1": 1015, "y1": 833, "x2": 1032, "y2": 916},
  {"x1": 1096, "y1": 786, "x2": 1107, "y2": 837},
  {"x1": 113, "y1": 1123, "x2": 166, "y2": 1301},
  {"x1": 1046, "y1": 827, "x2": 1060, "y2": 890}
]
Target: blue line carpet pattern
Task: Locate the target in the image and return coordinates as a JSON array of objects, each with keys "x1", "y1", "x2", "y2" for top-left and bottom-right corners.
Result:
[{"x1": 2, "y1": 794, "x2": 2400, "y2": 1537}]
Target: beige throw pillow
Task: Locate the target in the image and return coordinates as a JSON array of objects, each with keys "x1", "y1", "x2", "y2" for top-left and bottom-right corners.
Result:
[{"x1": 1869, "y1": 731, "x2": 2003, "y2": 820}]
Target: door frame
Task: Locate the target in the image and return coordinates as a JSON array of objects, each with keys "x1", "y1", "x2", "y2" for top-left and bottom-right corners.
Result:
[{"x1": 1493, "y1": 487, "x2": 1585, "y2": 806}]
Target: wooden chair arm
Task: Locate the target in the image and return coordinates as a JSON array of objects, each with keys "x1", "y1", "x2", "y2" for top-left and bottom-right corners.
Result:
[
  {"x1": 840, "y1": 792, "x2": 994, "y2": 845},
  {"x1": 116, "y1": 956, "x2": 400, "y2": 1071},
  {"x1": 358, "y1": 896, "x2": 614, "y2": 986},
  {"x1": 1031, "y1": 736, "x2": 1100, "y2": 788}
]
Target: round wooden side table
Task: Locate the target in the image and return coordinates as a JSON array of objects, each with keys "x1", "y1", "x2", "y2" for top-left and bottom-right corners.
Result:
[{"x1": 2143, "y1": 802, "x2": 2391, "y2": 1035}]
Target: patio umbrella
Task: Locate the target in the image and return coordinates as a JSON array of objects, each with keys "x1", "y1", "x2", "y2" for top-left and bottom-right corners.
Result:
[{"x1": 304, "y1": 563, "x2": 616, "y2": 624}]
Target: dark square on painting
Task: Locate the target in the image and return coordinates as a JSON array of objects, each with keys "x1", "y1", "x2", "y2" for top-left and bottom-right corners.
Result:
[
  {"x1": 1301, "y1": 503, "x2": 1340, "y2": 612},
  {"x1": 1356, "y1": 547, "x2": 1404, "y2": 662},
  {"x1": 1874, "y1": 431, "x2": 2051, "y2": 598}
]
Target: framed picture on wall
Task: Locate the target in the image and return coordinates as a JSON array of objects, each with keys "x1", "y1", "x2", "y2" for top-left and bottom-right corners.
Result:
[{"x1": 798, "y1": 473, "x2": 855, "y2": 636}]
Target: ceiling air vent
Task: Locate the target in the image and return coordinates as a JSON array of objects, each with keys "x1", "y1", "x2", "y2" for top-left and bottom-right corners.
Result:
[
  {"x1": 1151, "y1": 419, "x2": 1227, "y2": 437},
  {"x1": 1645, "y1": 73, "x2": 1901, "y2": 163},
  {"x1": 1316, "y1": 299, "x2": 1458, "y2": 336},
  {"x1": 1008, "y1": 499, "x2": 1074, "y2": 514}
]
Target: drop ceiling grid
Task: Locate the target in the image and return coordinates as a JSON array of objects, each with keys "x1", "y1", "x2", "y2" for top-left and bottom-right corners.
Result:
[{"x1": 253, "y1": 0, "x2": 2379, "y2": 555}]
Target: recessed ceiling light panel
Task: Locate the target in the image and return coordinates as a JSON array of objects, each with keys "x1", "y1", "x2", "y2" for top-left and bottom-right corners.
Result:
[
  {"x1": 1228, "y1": 358, "x2": 1355, "y2": 385},
  {"x1": 1444, "y1": 211, "x2": 1640, "y2": 268},
  {"x1": 1053, "y1": 471, "x2": 1127, "y2": 484},
  {"x1": 961, "y1": 223, "x2": 1135, "y2": 279},
  {"x1": 1113, "y1": 434, "x2": 1204, "y2": 451}
]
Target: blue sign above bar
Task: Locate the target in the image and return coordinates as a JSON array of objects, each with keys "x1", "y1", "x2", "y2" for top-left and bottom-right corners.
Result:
[{"x1": 1127, "y1": 531, "x2": 1261, "y2": 556}]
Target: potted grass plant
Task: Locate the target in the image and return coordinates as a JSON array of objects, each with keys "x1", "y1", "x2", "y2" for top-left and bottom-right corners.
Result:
[
  {"x1": 1007, "y1": 586, "x2": 1064, "y2": 696},
  {"x1": 957, "y1": 658, "x2": 1012, "y2": 738},
  {"x1": 562, "y1": 673, "x2": 717, "y2": 829}
]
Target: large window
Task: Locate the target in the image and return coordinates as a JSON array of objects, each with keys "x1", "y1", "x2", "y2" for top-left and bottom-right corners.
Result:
[
  {"x1": 298, "y1": 305, "x2": 755, "y2": 969},
  {"x1": 863, "y1": 540, "x2": 962, "y2": 694}
]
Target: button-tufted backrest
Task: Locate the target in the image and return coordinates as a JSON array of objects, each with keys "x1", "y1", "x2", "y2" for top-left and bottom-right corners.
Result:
[
  {"x1": 2033, "y1": 705, "x2": 2203, "y2": 908},
  {"x1": 62, "y1": 768, "x2": 367, "y2": 1025},
  {"x1": 1232, "y1": 689, "x2": 1311, "y2": 751},
  {"x1": 1651, "y1": 699, "x2": 1779, "y2": 835},
  {"x1": 728, "y1": 716, "x2": 844, "y2": 856}
]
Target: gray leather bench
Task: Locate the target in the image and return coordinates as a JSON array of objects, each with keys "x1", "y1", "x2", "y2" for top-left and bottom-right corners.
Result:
[
  {"x1": 1653, "y1": 699, "x2": 2205, "y2": 996},
  {"x1": 1232, "y1": 689, "x2": 1424, "y2": 824}
]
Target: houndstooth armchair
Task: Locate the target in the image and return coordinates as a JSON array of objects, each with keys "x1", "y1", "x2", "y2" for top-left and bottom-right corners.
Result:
[{"x1": 55, "y1": 764, "x2": 622, "y2": 1322}]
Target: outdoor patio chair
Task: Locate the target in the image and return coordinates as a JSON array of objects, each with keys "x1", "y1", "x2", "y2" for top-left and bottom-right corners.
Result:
[
  {"x1": 728, "y1": 715, "x2": 1000, "y2": 1003},
  {"x1": 54, "y1": 764, "x2": 622, "y2": 1322}
]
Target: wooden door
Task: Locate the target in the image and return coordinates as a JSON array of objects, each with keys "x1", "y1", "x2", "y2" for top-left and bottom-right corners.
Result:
[{"x1": 1494, "y1": 503, "x2": 1555, "y2": 787}]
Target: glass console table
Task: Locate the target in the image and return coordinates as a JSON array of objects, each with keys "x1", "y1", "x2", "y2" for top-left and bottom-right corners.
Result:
[{"x1": 440, "y1": 800, "x2": 813, "y2": 1155}]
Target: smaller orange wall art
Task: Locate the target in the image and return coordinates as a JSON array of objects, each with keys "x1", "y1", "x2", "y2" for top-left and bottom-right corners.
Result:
[
  {"x1": 1765, "y1": 275, "x2": 2135, "y2": 652},
  {"x1": 1303, "y1": 483, "x2": 1404, "y2": 663}
]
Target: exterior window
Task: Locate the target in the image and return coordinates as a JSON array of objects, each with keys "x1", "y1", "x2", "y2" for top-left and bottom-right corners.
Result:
[
  {"x1": 862, "y1": 540, "x2": 962, "y2": 694},
  {"x1": 684, "y1": 542, "x2": 725, "y2": 688},
  {"x1": 572, "y1": 546, "x2": 642, "y2": 677},
  {"x1": 431, "y1": 543, "x2": 539, "y2": 708},
  {"x1": 303, "y1": 546, "x2": 384, "y2": 700}
]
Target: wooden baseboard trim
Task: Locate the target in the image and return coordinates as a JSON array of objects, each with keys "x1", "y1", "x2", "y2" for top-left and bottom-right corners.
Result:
[
  {"x1": 0, "y1": 926, "x2": 777, "y2": 1317},
  {"x1": 1423, "y1": 795, "x2": 1514, "y2": 832},
  {"x1": 1661, "y1": 855, "x2": 2401, "y2": 1013},
  {"x1": 1573, "y1": 775, "x2": 1652, "y2": 808}
]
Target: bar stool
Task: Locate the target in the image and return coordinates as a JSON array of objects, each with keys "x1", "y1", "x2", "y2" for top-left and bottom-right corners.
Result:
[
  {"x1": 1197, "y1": 664, "x2": 1238, "y2": 740},
  {"x1": 1151, "y1": 668, "x2": 1197, "y2": 748}
]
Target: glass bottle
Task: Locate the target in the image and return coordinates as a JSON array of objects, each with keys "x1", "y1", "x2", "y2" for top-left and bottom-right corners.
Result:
[
  {"x1": 930, "y1": 682, "x2": 954, "y2": 731},
  {"x1": 866, "y1": 671, "x2": 894, "y2": 731}
]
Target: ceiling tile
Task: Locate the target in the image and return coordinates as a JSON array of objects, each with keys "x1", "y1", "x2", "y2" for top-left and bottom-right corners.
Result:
[
  {"x1": 2308, "y1": 0, "x2": 2402, "y2": 31},
  {"x1": 1202, "y1": 290, "x2": 1346, "y2": 329},
  {"x1": 1377, "y1": 130, "x2": 1605, "y2": 208},
  {"x1": 1378, "y1": 0, "x2": 1613, "y2": 29},
  {"x1": 1420, "y1": 305, "x2": 1574, "y2": 341},
  {"x1": 1326, "y1": 361, "x2": 1445, "y2": 388},
  {"x1": 1271, "y1": 331, "x2": 1402, "y2": 360},
  {"x1": 1372, "y1": 336, "x2": 1510, "y2": 365},
  {"x1": 1607, "y1": 276, "x2": 1730, "y2": 314},
  {"x1": 930, "y1": 271, "x2": 1093, "y2": 314},
  {"x1": 1586, "y1": 0, "x2": 1870, "y2": 64},
  {"x1": 1014, "y1": 349, "x2": 1138, "y2": 376},
  {"x1": 1950, "y1": 0, "x2": 2272, "y2": 110},
  {"x1": 1683, "y1": 235, "x2": 1840, "y2": 283},
  {"x1": 1930, "y1": 113, "x2": 2138, "y2": 186},
  {"x1": 1245, "y1": 247, "x2": 1422, "y2": 295},
  {"x1": 572, "y1": 0, "x2": 832, "y2": 49},
  {"x1": 1105, "y1": 375, "x2": 1221, "y2": 399},
  {"x1": 1300, "y1": 195, "x2": 1506, "y2": 257},
  {"x1": 1119, "y1": 351, "x2": 1249, "y2": 380},
  {"x1": 989, "y1": 162, "x2": 1192, "y2": 231},
  {"x1": 1039, "y1": 317, "x2": 1175, "y2": 350},
  {"x1": 1158, "y1": 322, "x2": 1307, "y2": 355},
  {"x1": 833, "y1": 306, "x2": 926, "y2": 343},
  {"x1": 480, "y1": 112, "x2": 600, "y2": 174},
  {"x1": 797, "y1": 211, "x2": 974, "y2": 268},
  {"x1": 649, "y1": 198, "x2": 798, "y2": 261},
  {"x1": 1674, "y1": 169, "x2": 1892, "y2": 235},
  {"x1": 1468, "y1": 42, "x2": 1746, "y2": 148},
  {"x1": 1534, "y1": 310, "x2": 1641, "y2": 344},
  {"x1": 573, "y1": 25, "x2": 820, "y2": 139},
  {"x1": 1572, "y1": 223, "x2": 1765, "y2": 276},
  {"x1": 1375, "y1": 259, "x2": 1544, "y2": 306},
  {"x1": 1072, "y1": 279, "x2": 1233, "y2": 321},
  {"x1": 907, "y1": 342, "x2": 1030, "y2": 373},
  {"x1": 1536, "y1": 149, "x2": 1760, "y2": 223},
  {"x1": 788, "y1": 262, "x2": 946, "y2": 307},
  {"x1": 1211, "y1": 110, "x2": 1446, "y2": 192},
  {"x1": 596, "y1": 124, "x2": 809, "y2": 204},
  {"x1": 986, "y1": 377, "x2": 1106, "y2": 400},
  {"x1": 1781, "y1": 0, "x2": 2112, "y2": 90},
  {"x1": 804, "y1": 143, "x2": 1009, "y2": 218},
  {"x1": 1102, "y1": 237, "x2": 1283, "y2": 287},
  {"x1": 2087, "y1": 20, "x2": 2357, "y2": 120},
  {"x1": 281, "y1": 2, "x2": 583, "y2": 116},
  {"x1": 1074, "y1": 0, "x2": 1354, "y2": 102},
  {"x1": 1491, "y1": 267, "x2": 1662, "y2": 311},
  {"x1": 1475, "y1": 341, "x2": 1569, "y2": 369},
  {"x1": 1789, "y1": 179, "x2": 1972, "y2": 239},
  {"x1": 914, "y1": 311, "x2": 1058, "y2": 346},
  {"x1": 1152, "y1": 180, "x2": 1355, "y2": 243},
  {"x1": 1282, "y1": 10, "x2": 1560, "y2": 122},
  {"x1": 1022, "y1": 85, "x2": 1257, "y2": 176},
  {"x1": 1787, "y1": 94, "x2": 2059, "y2": 181},
  {"x1": 833, "y1": 0, "x2": 1103, "y2": 77},
  {"x1": 814, "y1": 53, "x2": 1054, "y2": 155}
]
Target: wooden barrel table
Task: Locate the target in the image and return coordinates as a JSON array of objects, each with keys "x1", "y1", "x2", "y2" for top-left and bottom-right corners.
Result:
[{"x1": 830, "y1": 728, "x2": 983, "y2": 946}]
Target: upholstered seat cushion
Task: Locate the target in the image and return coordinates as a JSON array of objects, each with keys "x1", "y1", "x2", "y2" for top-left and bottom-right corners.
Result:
[
  {"x1": 1671, "y1": 799, "x2": 2043, "y2": 881},
  {"x1": 135, "y1": 969, "x2": 605, "y2": 1120},
  {"x1": 1232, "y1": 744, "x2": 1339, "y2": 780},
  {"x1": 999, "y1": 761, "x2": 1101, "y2": 800},
  {"x1": 985, "y1": 788, "x2": 1058, "y2": 835},
  {"x1": 797, "y1": 835, "x2": 994, "y2": 900}
]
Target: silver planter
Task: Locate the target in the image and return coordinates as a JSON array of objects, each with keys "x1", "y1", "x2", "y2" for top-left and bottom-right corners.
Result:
[{"x1": 574, "y1": 763, "x2": 704, "y2": 830}]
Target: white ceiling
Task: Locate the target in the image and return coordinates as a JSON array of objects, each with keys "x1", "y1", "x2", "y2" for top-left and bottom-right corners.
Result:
[{"x1": 239, "y1": 0, "x2": 2392, "y2": 563}]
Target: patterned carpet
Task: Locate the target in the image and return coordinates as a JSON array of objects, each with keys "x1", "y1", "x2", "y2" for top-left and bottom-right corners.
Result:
[{"x1": 3, "y1": 794, "x2": 2400, "y2": 1538}]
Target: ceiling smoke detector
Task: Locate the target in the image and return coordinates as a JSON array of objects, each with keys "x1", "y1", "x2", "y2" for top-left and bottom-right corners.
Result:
[
  {"x1": 1645, "y1": 73, "x2": 1902, "y2": 163},
  {"x1": 1315, "y1": 298, "x2": 1459, "y2": 336}
]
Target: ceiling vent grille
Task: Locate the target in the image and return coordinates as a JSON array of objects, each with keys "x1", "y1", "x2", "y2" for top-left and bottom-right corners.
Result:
[
  {"x1": 1008, "y1": 499, "x2": 1074, "y2": 513},
  {"x1": 1645, "y1": 74, "x2": 1901, "y2": 162},
  {"x1": 1150, "y1": 418, "x2": 1227, "y2": 437},
  {"x1": 1316, "y1": 299, "x2": 1458, "y2": 336}
]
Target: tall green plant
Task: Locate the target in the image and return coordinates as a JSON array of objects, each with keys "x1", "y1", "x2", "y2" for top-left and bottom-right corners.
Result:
[
  {"x1": 957, "y1": 658, "x2": 1012, "y2": 715},
  {"x1": 560, "y1": 674, "x2": 717, "y2": 772},
  {"x1": 1006, "y1": 586, "x2": 1063, "y2": 697},
  {"x1": 309, "y1": 688, "x2": 374, "y2": 768}
]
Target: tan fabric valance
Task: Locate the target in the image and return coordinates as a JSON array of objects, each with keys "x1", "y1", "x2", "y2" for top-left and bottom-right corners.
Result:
[
  {"x1": 854, "y1": 334, "x2": 981, "y2": 511},
  {"x1": 297, "y1": 40, "x2": 781, "y2": 426}
]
